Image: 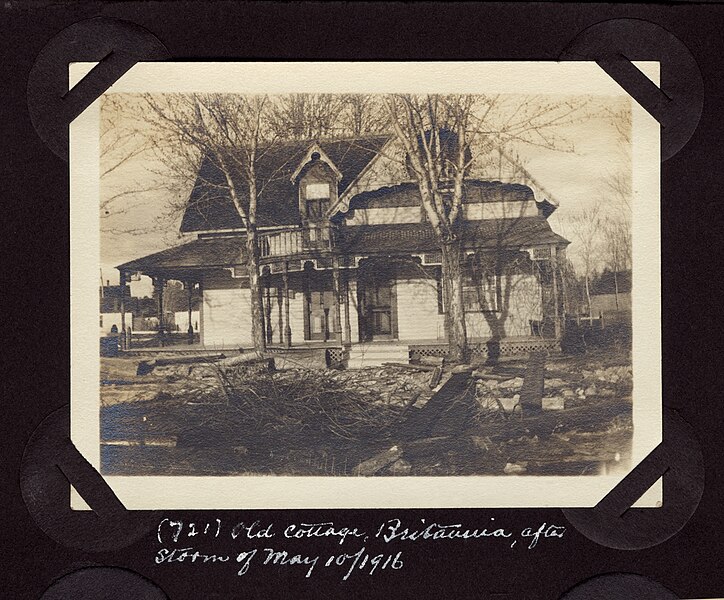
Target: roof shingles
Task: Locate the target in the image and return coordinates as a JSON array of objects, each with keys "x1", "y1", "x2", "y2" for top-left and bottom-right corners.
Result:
[{"x1": 179, "y1": 136, "x2": 391, "y2": 232}]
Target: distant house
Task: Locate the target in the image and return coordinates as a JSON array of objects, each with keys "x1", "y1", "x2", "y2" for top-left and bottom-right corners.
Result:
[
  {"x1": 590, "y1": 270, "x2": 632, "y2": 316},
  {"x1": 118, "y1": 135, "x2": 569, "y2": 354},
  {"x1": 100, "y1": 283, "x2": 127, "y2": 334},
  {"x1": 99, "y1": 283, "x2": 165, "y2": 334}
]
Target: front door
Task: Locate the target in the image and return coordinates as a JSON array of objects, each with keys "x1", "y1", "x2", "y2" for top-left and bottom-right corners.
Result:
[
  {"x1": 358, "y1": 267, "x2": 397, "y2": 342},
  {"x1": 306, "y1": 290, "x2": 334, "y2": 341}
]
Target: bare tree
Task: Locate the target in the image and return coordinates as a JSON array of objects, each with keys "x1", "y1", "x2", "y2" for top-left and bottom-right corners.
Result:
[
  {"x1": 600, "y1": 213, "x2": 632, "y2": 310},
  {"x1": 383, "y1": 94, "x2": 586, "y2": 360},
  {"x1": 568, "y1": 205, "x2": 603, "y2": 319},
  {"x1": 139, "y1": 93, "x2": 281, "y2": 352},
  {"x1": 268, "y1": 94, "x2": 389, "y2": 140},
  {"x1": 268, "y1": 94, "x2": 348, "y2": 140}
]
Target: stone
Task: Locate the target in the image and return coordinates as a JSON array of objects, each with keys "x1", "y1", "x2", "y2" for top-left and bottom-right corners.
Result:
[
  {"x1": 504, "y1": 462, "x2": 527, "y2": 475},
  {"x1": 498, "y1": 397, "x2": 520, "y2": 413},
  {"x1": 354, "y1": 446, "x2": 403, "y2": 476},
  {"x1": 419, "y1": 356, "x2": 445, "y2": 367},
  {"x1": 388, "y1": 459, "x2": 412, "y2": 476},
  {"x1": 542, "y1": 397, "x2": 565, "y2": 411},
  {"x1": 562, "y1": 389, "x2": 576, "y2": 398},
  {"x1": 545, "y1": 378, "x2": 566, "y2": 389},
  {"x1": 584, "y1": 385, "x2": 597, "y2": 396},
  {"x1": 499, "y1": 377, "x2": 524, "y2": 390},
  {"x1": 471, "y1": 435, "x2": 494, "y2": 451}
]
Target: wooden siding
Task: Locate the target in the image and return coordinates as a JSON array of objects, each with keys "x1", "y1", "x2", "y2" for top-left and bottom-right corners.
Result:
[
  {"x1": 396, "y1": 279, "x2": 444, "y2": 340},
  {"x1": 202, "y1": 288, "x2": 253, "y2": 348},
  {"x1": 463, "y1": 200, "x2": 538, "y2": 220},
  {"x1": 346, "y1": 206, "x2": 421, "y2": 226}
]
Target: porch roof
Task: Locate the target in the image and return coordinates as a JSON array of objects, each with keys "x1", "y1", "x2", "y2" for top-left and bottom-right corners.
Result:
[
  {"x1": 337, "y1": 217, "x2": 569, "y2": 255},
  {"x1": 120, "y1": 217, "x2": 568, "y2": 276},
  {"x1": 117, "y1": 236, "x2": 245, "y2": 276}
]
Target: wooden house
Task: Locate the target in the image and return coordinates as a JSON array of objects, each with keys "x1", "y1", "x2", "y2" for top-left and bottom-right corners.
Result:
[{"x1": 117, "y1": 135, "x2": 569, "y2": 363}]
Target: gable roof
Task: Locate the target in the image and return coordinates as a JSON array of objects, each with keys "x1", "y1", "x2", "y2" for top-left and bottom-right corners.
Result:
[{"x1": 179, "y1": 135, "x2": 392, "y2": 233}]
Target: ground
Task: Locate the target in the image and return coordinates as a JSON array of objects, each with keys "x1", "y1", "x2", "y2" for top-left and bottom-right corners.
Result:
[{"x1": 99, "y1": 348, "x2": 632, "y2": 477}]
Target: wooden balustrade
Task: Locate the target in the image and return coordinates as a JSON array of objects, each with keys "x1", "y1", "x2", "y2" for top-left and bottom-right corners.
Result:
[{"x1": 259, "y1": 226, "x2": 332, "y2": 258}]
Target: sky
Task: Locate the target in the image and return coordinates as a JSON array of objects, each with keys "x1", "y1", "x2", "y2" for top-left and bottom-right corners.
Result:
[{"x1": 99, "y1": 93, "x2": 632, "y2": 297}]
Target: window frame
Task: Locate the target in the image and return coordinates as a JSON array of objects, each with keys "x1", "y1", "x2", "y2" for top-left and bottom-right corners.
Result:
[{"x1": 436, "y1": 264, "x2": 503, "y2": 314}]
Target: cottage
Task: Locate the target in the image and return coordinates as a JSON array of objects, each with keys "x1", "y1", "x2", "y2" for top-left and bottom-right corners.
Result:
[{"x1": 117, "y1": 135, "x2": 569, "y2": 362}]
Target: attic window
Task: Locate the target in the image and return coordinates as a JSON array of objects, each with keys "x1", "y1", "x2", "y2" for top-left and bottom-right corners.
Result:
[{"x1": 306, "y1": 182, "x2": 331, "y2": 199}]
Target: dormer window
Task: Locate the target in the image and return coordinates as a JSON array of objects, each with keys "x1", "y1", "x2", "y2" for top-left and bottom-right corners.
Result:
[
  {"x1": 304, "y1": 182, "x2": 331, "y2": 219},
  {"x1": 292, "y1": 144, "x2": 342, "y2": 223}
]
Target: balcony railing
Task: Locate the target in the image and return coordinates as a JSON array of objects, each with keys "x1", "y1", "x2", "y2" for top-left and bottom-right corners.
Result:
[{"x1": 259, "y1": 225, "x2": 332, "y2": 258}]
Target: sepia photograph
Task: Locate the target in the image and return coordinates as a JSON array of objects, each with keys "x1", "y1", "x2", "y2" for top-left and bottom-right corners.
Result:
[{"x1": 71, "y1": 62, "x2": 661, "y2": 508}]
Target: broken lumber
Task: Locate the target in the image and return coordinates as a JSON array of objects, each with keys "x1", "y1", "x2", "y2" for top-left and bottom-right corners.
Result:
[
  {"x1": 518, "y1": 351, "x2": 546, "y2": 412},
  {"x1": 137, "y1": 354, "x2": 226, "y2": 375},
  {"x1": 354, "y1": 446, "x2": 403, "y2": 476},
  {"x1": 428, "y1": 365, "x2": 443, "y2": 388},
  {"x1": 399, "y1": 371, "x2": 478, "y2": 440},
  {"x1": 382, "y1": 362, "x2": 437, "y2": 372},
  {"x1": 219, "y1": 354, "x2": 275, "y2": 370}
]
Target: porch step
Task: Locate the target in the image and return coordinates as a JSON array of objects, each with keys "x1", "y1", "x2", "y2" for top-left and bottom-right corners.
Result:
[{"x1": 346, "y1": 343, "x2": 410, "y2": 369}]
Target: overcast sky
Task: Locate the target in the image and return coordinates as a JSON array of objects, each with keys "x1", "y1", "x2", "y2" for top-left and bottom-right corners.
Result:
[{"x1": 99, "y1": 94, "x2": 631, "y2": 296}]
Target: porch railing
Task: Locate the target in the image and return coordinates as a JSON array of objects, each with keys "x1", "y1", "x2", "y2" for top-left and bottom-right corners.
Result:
[{"x1": 259, "y1": 225, "x2": 332, "y2": 258}]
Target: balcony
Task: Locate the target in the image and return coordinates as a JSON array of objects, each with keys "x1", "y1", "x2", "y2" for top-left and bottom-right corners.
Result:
[{"x1": 259, "y1": 225, "x2": 332, "y2": 259}]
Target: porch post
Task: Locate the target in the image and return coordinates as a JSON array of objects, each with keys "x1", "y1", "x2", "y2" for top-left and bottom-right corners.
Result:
[
  {"x1": 283, "y1": 262, "x2": 292, "y2": 348},
  {"x1": 343, "y1": 268, "x2": 352, "y2": 347},
  {"x1": 119, "y1": 270, "x2": 127, "y2": 350},
  {"x1": 264, "y1": 278, "x2": 273, "y2": 344},
  {"x1": 332, "y1": 257, "x2": 343, "y2": 345},
  {"x1": 154, "y1": 276, "x2": 166, "y2": 347},
  {"x1": 277, "y1": 285, "x2": 284, "y2": 344},
  {"x1": 186, "y1": 281, "x2": 194, "y2": 345},
  {"x1": 551, "y1": 246, "x2": 561, "y2": 338}
]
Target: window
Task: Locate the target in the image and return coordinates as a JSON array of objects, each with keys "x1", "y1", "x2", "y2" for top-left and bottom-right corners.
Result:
[
  {"x1": 305, "y1": 182, "x2": 330, "y2": 199},
  {"x1": 464, "y1": 271, "x2": 501, "y2": 312},
  {"x1": 306, "y1": 198, "x2": 329, "y2": 220},
  {"x1": 304, "y1": 182, "x2": 331, "y2": 221},
  {"x1": 437, "y1": 268, "x2": 502, "y2": 313}
]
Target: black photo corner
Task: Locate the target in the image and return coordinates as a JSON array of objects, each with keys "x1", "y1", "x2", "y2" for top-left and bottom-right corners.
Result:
[{"x1": 2, "y1": 2, "x2": 723, "y2": 599}]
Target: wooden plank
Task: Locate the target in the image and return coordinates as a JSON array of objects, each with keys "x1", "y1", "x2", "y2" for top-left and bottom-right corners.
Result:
[
  {"x1": 399, "y1": 372, "x2": 477, "y2": 440},
  {"x1": 519, "y1": 350, "x2": 545, "y2": 412}
]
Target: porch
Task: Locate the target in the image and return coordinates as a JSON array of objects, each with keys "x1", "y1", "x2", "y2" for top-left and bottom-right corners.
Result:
[{"x1": 115, "y1": 220, "x2": 567, "y2": 356}]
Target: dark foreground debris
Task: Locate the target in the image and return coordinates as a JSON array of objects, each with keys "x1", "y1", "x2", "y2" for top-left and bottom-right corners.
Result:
[{"x1": 100, "y1": 348, "x2": 633, "y2": 477}]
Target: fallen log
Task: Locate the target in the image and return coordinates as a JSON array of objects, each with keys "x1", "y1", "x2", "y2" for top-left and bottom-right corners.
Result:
[
  {"x1": 354, "y1": 445, "x2": 403, "y2": 476},
  {"x1": 219, "y1": 354, "x2": 275, "y2": 371},
  {"x1": 471, "y1": 371, "x2": 515, "y2": 382},
  {"x1": 137, "y1": 354, "x2": 226, "y2": 375},
  {"x1": 474, "y1": 399, "x2": 632, "y2": 441},
  {"x1": 382, "y1": 362, "x2": 437, "y2": 372}
]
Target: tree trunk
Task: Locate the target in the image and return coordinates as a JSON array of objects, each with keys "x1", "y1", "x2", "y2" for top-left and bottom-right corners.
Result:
[
  {"x1": 584, "y1": 274, "x2": 593, "y2": 323},
  {"x1": 441, "y1": 239, "x2": 468, "y2": 362},
  {"x1": 613, "y1": 269, "x2": 620, "y2": 311},
  {"x1": 246, "y1": 226, "x2": 267, "y2": 353}
]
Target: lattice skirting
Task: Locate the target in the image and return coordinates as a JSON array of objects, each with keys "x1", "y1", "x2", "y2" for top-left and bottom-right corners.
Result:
[
  {"x1": 409, "y1": 338, "x2": 560, "y2": 361},
  {"x1": 326, "y1": 348, "x2": 348, "y2": 368}
]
